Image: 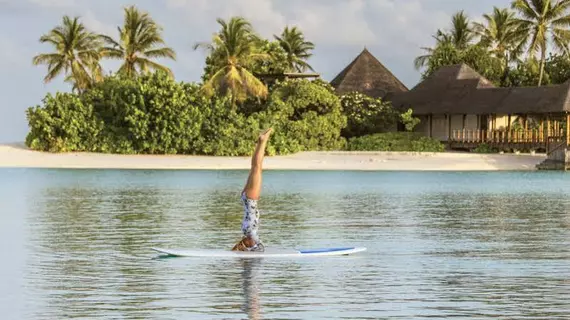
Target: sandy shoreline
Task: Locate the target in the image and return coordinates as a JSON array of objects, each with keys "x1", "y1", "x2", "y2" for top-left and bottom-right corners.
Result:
[{"x1": 0, "y1": 143, "x2": 546, "y2": 171}]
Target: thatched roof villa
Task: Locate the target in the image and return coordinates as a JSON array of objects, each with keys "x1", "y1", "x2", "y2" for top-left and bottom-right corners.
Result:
[
  {"x1": 330, "y1": 48, "x2": 408, "y2": 99},
  {"x1": 331, "y1": 49, "x2": 570, "y2": 153}
]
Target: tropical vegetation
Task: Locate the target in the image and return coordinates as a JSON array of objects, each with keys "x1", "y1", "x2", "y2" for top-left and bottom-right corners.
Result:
[
  {"x1": 32, "y1": 16, "x2": 104, "y2": 92},
  {"x1": 28, "y1": 6, "x2": 435, "y2": 154},
  {"x1": 30, "y1": 2, "x2": 570, "y2": 156},
  {"x1": 100, "y1": 5, "x2": 176, "y2": 78},
  {"x1": 415, "y1": 0, "x2": 570, "y2": 87}
]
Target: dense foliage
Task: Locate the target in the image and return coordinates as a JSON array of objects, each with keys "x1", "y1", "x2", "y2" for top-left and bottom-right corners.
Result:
[
  {"x1": 25, "y1": 73, "x2": 355, "y2": 155},
  {"x1": 262, "y1": 79, "x2": 347, "y2": 155},
  {"x1": 340, "y1": 92, "x2": 399, "y2": 138},
  {"x1": 26, "y1": 92, "x2": 103, "y2": 152},
  {"x1": 416, "y1": 2, "x2": 570, "y2": 87},
  {"x1": 26, "y1": 72, "x2": 203, "y2": 154},
  {"x1": 347, "y1": 133, "x2": 445, "y2": 152}
]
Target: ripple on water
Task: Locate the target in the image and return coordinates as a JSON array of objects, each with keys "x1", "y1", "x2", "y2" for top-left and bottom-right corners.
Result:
[{"x1": 0, "y1": 169, "x2": 569, "y2": 319}]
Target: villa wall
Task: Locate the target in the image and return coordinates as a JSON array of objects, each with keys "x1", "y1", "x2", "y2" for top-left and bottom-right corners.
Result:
[
  {"x1": 431, "y1": 115, "x2": 447, "y2": 141},
  {"x1": 465, "y1": 115, "x2": 478, "y2": 130},
  {"x1": 415, "y1": 114, "x2": 481, "y2": 141},
  {"x1": 491, "y1": 115, "x2": 515, "y2": 130}
]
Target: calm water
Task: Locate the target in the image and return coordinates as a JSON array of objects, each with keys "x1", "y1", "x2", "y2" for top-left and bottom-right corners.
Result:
[{"x1": 1, "y1": 168, "x2": 570, "y2": 319}]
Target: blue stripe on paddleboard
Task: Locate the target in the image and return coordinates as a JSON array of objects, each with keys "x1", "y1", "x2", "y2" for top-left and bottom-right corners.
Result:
[{"x1": 299, "y1": 247, "x2": 355, "y2": 254}]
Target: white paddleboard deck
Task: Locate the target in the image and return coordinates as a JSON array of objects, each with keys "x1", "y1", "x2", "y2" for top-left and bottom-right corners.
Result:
[{"x1": 151, "y1": 246, "x2": 366, "y2": 258}]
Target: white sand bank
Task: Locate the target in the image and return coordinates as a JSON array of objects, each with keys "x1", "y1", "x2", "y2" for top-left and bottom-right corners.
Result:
[{"x1": 0, "y1": 143, "x2": 546, "y2": 171}]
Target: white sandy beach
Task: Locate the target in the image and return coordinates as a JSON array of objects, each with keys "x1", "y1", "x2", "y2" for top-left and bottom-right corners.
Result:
[{"x1": 0, "y1": 143, "x2": 547, "y2": 171}]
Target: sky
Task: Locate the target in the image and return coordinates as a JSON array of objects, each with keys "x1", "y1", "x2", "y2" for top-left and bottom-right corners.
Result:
[{"x1": 0, "y1": 0, "x2": 512, "y2": 143}]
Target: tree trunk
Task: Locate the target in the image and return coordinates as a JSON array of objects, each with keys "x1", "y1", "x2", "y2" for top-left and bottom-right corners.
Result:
[
  {"x1": 501, "y1": 53, "x2": 510, "y2": 87},
  {"x1": 538, "y1": 45, "x2": 546, "y2": 86}
]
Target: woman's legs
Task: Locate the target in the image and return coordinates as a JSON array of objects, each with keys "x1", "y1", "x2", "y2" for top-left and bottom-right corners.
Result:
[{"x1": 232, "y1": 128, "x2": 273, "y2": 251}]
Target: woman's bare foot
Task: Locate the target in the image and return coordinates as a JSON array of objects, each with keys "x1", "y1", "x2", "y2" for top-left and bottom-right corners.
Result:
[{"x1": 258, "y1": 128, "x2": 273, "y2": 143}]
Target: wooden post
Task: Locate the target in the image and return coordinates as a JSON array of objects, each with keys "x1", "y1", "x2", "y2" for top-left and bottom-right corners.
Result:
[
  {"x1": 524, "y1": 115, "x2": 528, "y2": 143},
  {"x1": 448, "y1": 114, "x2": 452, "y2": 142},
  {"x1": 428, "y1": 113, "x2": 433, "y2": 138},
  {"x1": 507, "y1": 114, "x2": 511, "y2": 143},
  {"x1": 546, "y1": 114, "x2": 550, "y2": 139},
  {"x1": 567, "y1": 113, "x2": 570, "y2": 146},
  {"x1": 538, "y1": 117, "x2": 544, "y2": 143}
]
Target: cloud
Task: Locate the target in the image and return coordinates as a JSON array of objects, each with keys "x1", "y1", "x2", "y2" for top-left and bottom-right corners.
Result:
[
  {"x1": 0, "y1": 35, "x2": 25, "y2": 68},
  {"x1": 287, "y1": 0, "x2": 376, "y2": 45},
  {"x1": 367, "y1": 0, "x2": 449, "y2": 48},
  {"x1": 28, "y1": 0, "x2": 75, "y2": 8},
  {"x1": 82, "y1": 11, "x2": 116, "y2": 36},
  {"x1": 168, "y1": 0, "x2": 376, "y2": 45}
]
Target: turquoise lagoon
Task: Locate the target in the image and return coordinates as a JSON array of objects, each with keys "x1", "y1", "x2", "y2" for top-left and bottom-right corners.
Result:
[{"x1": 1, "y1": 169, "x2": 570, "y2": 319}]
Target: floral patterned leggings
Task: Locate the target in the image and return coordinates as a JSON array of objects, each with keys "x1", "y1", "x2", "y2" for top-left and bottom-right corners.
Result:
[{"x1": 241, "y1": 191, "x2": 261, "y2": 245}]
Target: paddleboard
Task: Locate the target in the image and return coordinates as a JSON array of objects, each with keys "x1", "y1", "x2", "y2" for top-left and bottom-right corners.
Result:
[{"x1": 151, "y1": 246, "x2": 366, "y2": 258}]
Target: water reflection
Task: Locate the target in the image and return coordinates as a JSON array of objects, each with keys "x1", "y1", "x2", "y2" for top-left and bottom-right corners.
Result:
[{"x1": 241, "y1": 259, "x2": 261, "y2": 320}]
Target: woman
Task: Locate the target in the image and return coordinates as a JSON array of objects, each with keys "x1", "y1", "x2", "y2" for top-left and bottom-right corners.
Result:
[{"x1": 232, "y1": 128, "x2": 273, "y2": 252}]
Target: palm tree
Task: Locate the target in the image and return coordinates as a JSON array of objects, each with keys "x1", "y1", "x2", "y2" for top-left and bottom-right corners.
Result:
[
  {"x1": 511, "y1": 0, "x2": 570, "y2": 86},
  {"x1": 274, "y1": 26, "x2": 315, "y2": 72},
  {"x1": 473, "y1": 7, "x2": 527, "y2": 85},
  {"x1": 32, "y1": 16, "x2": 103, "y2": 91},
  {"x1": 414, "y1": 31, "x2": 454, "y2": 70},
  {"x1": 100, "y1": 5, "x2": 176, "y2": 78},
  {"x1": 193, "y1": 16, "x2": 269, "y2": 105},
  {"x1": 414, "y1": 11, "x2": 475, "y2": 70},
  {"x1": 448, "y1": 11, "x2": 476, "y2": 50}
]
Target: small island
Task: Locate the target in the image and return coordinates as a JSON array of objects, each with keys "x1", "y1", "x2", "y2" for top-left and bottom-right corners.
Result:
[{"x1": 6, "y1": 3, "x2": 570, "y2": 170}]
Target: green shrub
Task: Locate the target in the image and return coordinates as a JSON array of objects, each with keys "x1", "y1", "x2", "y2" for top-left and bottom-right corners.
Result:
[
  {"x1": 340, "y1": 92, "x2": 399, "y2": 138},
  {"x1": 472, "y1": 143, "x2": 499, "y2": 154},
  {"x1": 25, "y1": 92, "x2": 103, "y2": 152},
  {"x1": 262, "y1": 79, "x2": 347, "y2": 155},
  {"x1": 84, "y1": 72, "x2": 203, "y2": 154},
  {"x1": 347, "y1": 132, "x2": 445, "y2": 152},
  {"x1": 26, "y1": 72, "x2": 204, "y2": 154},
  {"x1": 192, "y1": 95, "x2": 262, "y2": 156},
  {"x1": 25, "y1": 74, "x2": 348, "y2": 156}
]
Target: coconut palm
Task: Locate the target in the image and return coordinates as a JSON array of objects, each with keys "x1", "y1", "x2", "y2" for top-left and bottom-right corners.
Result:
[
  {"x1": 414, "y1": 31, "x2": 454, "y2": 70},
  {"x1": 473, "y1": 7, "x2": 527, "y2": 85},
  {"x1": 448, "y1": 11, "x2": 476, "y2": 50},
  {"x1": 32, "y1": 16, "x2": 103, "y2": 91},
  {"x1": 274, "y1": 26, "x2": 315, "y2": 72},
  {"x1": 414, "y1": 11, "x2": 475, "y2": 70},
  {"x1": 100, "y1": 5, "x2": 176, "y2": 78},
  {"x1": 193, "y1": 16, "x2": 269, "y2": 105},
  {"x1": 511, "y1": 0, "x2": 570, "y2": 86}
]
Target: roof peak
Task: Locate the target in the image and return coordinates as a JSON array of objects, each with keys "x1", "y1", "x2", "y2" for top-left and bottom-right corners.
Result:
[{"x1": 330, "y1": 48, "x2": 408, "y2": 98}]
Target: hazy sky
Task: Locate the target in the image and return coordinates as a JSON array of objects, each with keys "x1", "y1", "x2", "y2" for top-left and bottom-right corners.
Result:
[{"x1": 0, "y1": 0, "x2": 511, "y2": 143}]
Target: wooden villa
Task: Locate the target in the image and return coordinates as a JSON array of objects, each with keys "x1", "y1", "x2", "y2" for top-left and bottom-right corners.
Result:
[
  {"x1": 389, "y1": 64, "x2": 570, "y2": 153},
  {"x1": 329, "y1": 49, "x2": 570, "y2": 167}
]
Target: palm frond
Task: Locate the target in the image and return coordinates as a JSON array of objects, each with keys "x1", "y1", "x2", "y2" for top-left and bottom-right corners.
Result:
[
  {"x1": 134, "y1": 57, "x2": 173, "y2": 77},
  {"x1": 143, "y1": 47, "x2": 176, "y2": 60}
]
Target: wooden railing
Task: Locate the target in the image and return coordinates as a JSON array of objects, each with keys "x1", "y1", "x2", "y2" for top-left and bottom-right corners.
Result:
[{"x1": 450, "y1": 129, "x2": 564, "y2": 144}]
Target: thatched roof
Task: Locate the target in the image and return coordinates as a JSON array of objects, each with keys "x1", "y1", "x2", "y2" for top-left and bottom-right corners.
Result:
[
  {"x1": 389, "y1": 64, "x2": 570, "y2": 115},
  {"x1": 330, "y1": 48, "x2": 408, "y2": 98}
]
